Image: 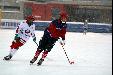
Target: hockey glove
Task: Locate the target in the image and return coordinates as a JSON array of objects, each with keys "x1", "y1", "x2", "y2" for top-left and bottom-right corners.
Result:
[
  {"x1": 14, "y1": 34, "x2": 20, "y2": 42},
  {"x1": 60, "y1": 40, "x2": 65, "y2": 46}
]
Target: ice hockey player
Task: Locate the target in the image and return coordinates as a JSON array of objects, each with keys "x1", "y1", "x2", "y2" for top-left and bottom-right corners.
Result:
[
  {"x1": 83, "y1": 19, "x2": 88, "y2": 35},
  {"x1": 4, "y1": 15, "x2": 36, "y2": 60},
  {"x1": 30, "y1": 12, "x2": 68, "y2": 66}
]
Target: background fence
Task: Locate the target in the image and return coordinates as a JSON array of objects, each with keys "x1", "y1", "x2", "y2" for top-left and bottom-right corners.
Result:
[{"x1": 0, "y1": 19, "x2": 112, "y2": 33}]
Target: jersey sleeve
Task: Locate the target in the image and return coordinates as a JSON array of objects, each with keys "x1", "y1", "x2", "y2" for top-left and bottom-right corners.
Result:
[{"x1": 16, "y1": 22, "x2": 24, "y2": 34}]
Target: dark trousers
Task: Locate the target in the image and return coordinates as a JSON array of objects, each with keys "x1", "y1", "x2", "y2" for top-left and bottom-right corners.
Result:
[{"x1": 38, "y1": 34, "x2": 58, "y2": 52}]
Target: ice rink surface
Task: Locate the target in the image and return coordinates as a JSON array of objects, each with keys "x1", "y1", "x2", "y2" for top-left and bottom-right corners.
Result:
[{"x1": 0, "y1": 29, "x2": 112, "y2": 75}]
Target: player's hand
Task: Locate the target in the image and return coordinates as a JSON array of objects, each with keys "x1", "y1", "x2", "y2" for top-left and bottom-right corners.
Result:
[
  {"x1": 14, "y1": 34, "x2": 20, "y2": 42},
  {"x1": 60, "y1": 40, "x2": 65, "y2": 46},
  {"x1": 33, "y1": 37, "x2": 36, "y2": 42},
  {"x1": 14, "y1": 34, "x2": 20, "y2": 40}
]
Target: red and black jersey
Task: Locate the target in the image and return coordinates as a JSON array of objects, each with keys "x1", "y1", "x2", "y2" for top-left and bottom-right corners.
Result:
[{"x1": 44, "y1": 19, "x2": 67, "y2": 40}]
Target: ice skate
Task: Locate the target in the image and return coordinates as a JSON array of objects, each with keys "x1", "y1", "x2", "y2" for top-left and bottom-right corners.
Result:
[
  {"x1": 30, "y1": 57, "x2": 38, "y2": 65},
  {"x1": 3, "y1": 55, "x2": 12, "y2": 60},
  {"x1": 37, "y1": 58, "x2": 44, "y2": 66}
]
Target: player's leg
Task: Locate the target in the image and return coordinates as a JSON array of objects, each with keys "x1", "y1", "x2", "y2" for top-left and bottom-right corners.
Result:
[
  {"x1": 30, "y1": 48, "x2": 42, "y2": 64},
  {"x1": 30, "y1": 37, "x2": 46, "y2": 64},
  {"x1": 37, "y1": 38, "x2": 58, "y2": 65},
  {"x1": 4, "y1": 39, "x2": 25, "y2": 60},
  {"x1": 83, "y1": 28, "x2": 87, "y2": 35},
  {"x1": 37, "y1": 50, "x2": 48, "y2": 66}
]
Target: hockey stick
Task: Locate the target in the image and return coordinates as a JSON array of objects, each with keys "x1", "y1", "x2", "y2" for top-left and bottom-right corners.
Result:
[
  {"x1": 61, "y1": 45, "x2": 74, "y2": 65},
  {"x1": 34, "y1": 41, "x2": 38, "y2": 46}
]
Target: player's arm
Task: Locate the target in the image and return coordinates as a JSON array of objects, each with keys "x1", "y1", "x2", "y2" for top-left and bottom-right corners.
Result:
[
  {"x1": 16, "y1": 22, "x2": 23, "y2": 34},
  {"x1": 60, "y1": 28, "x2": 66, "y2": 46},
  {"x1": 31, "y1": 25, "x2": 36, "y2": 42},
  {"x1": 14, "y1": 23, "x2": 23, "y2": 41}
]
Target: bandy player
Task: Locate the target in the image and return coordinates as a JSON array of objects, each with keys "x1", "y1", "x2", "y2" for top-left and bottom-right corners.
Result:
[
  {"x1": 4, "y1": 15, "x2": 36, "y2": 60},
  {"x1": 30, "y1": 12, "x2": 68, "y2": 65}
]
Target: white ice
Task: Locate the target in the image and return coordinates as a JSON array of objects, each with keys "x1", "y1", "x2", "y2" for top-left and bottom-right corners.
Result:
[{"x1": 0, "y1": 29, "x2": 112, "y2": 75}]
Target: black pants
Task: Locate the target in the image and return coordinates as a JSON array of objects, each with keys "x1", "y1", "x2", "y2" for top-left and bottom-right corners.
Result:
[{"x1": 38, "y1": 35, "x2": 58, "y2": 52}]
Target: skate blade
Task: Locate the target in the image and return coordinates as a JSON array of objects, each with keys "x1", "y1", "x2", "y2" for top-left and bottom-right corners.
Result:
[
  {"x1": 3, "y1": 58, "x2": 9, "y2": 61},
  {"x1": 37, "y1": 64, "x2": 41, "y2": 66}
]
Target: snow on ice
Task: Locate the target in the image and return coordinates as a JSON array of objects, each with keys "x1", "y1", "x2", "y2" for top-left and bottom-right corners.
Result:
[{"x1": 0, "y1": 29, "x2": 112, "y2": 75}]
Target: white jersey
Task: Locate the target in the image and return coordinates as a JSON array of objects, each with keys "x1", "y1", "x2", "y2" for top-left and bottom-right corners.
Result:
[{"x1": 16, "y1": 22, "x2": 35, "y2": 41}]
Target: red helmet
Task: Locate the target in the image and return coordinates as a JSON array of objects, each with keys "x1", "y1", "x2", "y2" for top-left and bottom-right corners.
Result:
[
  {"x1": 26, "y1": 15, "x2": 35, "y2": 21},
  {"x1": 59, "y1": 11, "x2": 68, "y2": 19}
]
